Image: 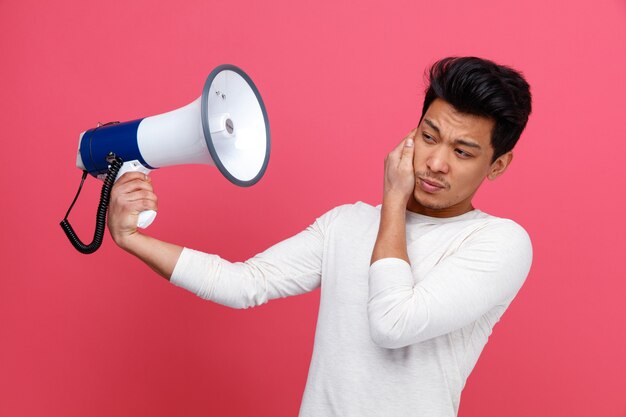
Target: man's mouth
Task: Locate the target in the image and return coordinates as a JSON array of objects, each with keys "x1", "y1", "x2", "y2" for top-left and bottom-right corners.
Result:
[{"x1": 418, "y1": 177, "x2": 446, "y2": 193}]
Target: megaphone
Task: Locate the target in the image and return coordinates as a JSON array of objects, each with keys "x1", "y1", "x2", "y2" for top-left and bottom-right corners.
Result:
[{"x1": 60, "y1": 64, "x2": 270, "y2": 254}]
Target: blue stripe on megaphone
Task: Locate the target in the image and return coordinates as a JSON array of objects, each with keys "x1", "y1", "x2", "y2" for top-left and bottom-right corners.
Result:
[{"x1": 79, "y1": 118, "x2": 154, "y2": 176}]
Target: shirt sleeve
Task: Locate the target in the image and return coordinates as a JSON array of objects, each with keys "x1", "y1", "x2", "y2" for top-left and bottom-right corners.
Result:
[
  {"x1": 170, "y1": 207, "x2": 340, "y2": 309},
  {"x1": 367, "y1": 219, "x2": 532, "y2": 348}
]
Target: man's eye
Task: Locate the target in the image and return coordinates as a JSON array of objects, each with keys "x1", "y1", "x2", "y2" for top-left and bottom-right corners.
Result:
[
  {"x1": 422, "y1": 133, "x2": 435, "y2": 143},
  {"x1": 455, "y1": 149, "x2": 472, "y2": 158}
]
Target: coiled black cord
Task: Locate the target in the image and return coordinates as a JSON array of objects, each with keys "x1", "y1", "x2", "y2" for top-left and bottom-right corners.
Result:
[{"x1": 60, "y1": 154, "x2": 123, "y2": 254}]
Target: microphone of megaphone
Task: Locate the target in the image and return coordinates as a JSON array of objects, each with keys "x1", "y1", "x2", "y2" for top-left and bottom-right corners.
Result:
[{"x1": 60, "y1": 64, "x2": 270, "y2": 254}]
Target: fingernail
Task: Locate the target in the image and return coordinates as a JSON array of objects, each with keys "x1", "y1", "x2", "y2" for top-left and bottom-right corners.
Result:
[{"x1": 406, "y1": 138, "x2": 414, "y2": 147}]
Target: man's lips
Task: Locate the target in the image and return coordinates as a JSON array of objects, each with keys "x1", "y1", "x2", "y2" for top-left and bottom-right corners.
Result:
[{"x1": 418, "y1": 177, "x2": 446, "y2": 193}]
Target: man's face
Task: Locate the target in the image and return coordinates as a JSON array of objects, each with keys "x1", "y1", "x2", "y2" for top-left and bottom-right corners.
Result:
[{"x1": 407, "y1": 98, "x2": 512, "y2": 218}]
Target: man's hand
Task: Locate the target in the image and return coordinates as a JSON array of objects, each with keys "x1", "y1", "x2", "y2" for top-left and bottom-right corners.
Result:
[
  {"x1": 370, "y1": 130, "x2": 417, "y2": 265},
  {"x1": 106, "y1": 172, "x2": 182, "y2": 281},
  {"x1": 383, "y1": 129, "x2": 417, "y2": 205},
  {"x1": 108, "y1": 172, "x2": 158, "y2": 250}
]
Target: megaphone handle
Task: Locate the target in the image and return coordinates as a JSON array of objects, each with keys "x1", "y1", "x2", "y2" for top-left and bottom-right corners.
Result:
[{"x1": 114, "y1": 160, "x2": 157, "y2": 229}]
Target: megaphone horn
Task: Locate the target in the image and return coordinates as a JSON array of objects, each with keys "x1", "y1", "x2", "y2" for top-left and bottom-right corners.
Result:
[{"x1": 61, "y1": 64, "x2": 270, "y2": 254}]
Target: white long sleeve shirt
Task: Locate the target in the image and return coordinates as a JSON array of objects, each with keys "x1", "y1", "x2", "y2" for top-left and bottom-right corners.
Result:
[{"x1": 171, "y1": 202, "x2": 532, "y2": 416}]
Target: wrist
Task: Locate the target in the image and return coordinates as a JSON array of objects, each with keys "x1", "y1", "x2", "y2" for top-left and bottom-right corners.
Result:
[
  {"x1": 113, "y1": 231, "x2": 146, "y2": 253},
  {"x1": 372, "y1": 196, "x2": 410, "y2": 265},
  {"x1": 382, "y1": 191, "x2": 410, "y2": 209},
  {"x1": 380, "y1": 195, "x2": 408, "y2": 227}
]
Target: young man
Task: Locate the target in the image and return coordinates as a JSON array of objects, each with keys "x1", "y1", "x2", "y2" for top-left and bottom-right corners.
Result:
[{"x1": 108, "y1": 56, "x2": 533, "y2": 417}]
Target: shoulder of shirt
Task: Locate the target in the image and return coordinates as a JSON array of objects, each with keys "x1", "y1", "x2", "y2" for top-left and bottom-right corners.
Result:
[
  {"x1": 322, "y1": 201, "x2": 378, "y2": 217},
  {"x1": 314, "y1": 201, "x2": 379, "y2": 225},
  {"x1": 468, "y1": 212, "x2": 533, "y2": 249}
]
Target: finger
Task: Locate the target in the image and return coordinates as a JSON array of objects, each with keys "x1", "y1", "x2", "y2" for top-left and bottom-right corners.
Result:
[
  {"x1": 388, "y1": 140, "x2": 409, "y2": 164},
  {"x1": 115, "y1": 199, "x2": 158, "y2": 220},
  {"x1": 123, "y1": 189, "x2": 158, "y2": 203},
  {"x1": 114, "y1": 178, "x2": 154, "y2": 195},
  {"x1": 402, "y1": 129, "x2": 417, "y2": 142},
  {"x1": 392, "y1": 129, "x2": 418, "y2": 153},
  {"x1": 130, "y1": 198, "x2": 158, "y2": 213},
  {"x1": 115, "y1": 172, "x2": 151, "y2": 185},
  {"x1": 110, "y1": 188, "x2": 157, "y2": 217},
  {"x1": 399, "y1": 136, "x2": 414, "y2": 162}
]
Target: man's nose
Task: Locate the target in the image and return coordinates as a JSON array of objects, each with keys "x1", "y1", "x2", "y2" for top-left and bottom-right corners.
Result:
[{"x1": 426, "y1": 147, "x2": 450, "y2": 174}]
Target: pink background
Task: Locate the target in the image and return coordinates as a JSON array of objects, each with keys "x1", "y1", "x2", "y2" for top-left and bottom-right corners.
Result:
[{"x1": 1, "y1": 0, "x2": 625, "y2": 416}]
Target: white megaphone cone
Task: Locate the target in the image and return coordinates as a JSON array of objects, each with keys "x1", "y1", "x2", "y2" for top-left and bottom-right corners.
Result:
[{"x1": 75, "y1": 64, "x2": 270, "y2": 229}]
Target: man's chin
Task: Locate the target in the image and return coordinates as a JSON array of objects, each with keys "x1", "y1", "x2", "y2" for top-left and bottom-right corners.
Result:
[
  {"x1": 407, "y1": 194, "x2": 449, "y2": 214},
  {"x1": 411, "y1": 193, "x2": 449, "y2": 210}
]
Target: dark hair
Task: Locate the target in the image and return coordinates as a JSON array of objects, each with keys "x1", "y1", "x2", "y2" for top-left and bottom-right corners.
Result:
[{"x1": 421, "y1": 57, "x2": 532, "y2": 161}]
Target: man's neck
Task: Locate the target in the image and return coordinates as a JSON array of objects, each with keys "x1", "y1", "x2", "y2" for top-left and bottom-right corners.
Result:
[{"x1": 405, "y1": 198, "x2": 474, "y2": 218}]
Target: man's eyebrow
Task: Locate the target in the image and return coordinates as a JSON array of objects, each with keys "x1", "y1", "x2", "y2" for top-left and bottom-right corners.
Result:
[
  {"x1": 423, "y1": 118, "x2": 482, "y2": 150},
  {"x1": 423, "y1": 118, "x2": 440, "y2": 133},
  {"x1": 454, "y1": 139, "x2": 482, "y2": 149}
]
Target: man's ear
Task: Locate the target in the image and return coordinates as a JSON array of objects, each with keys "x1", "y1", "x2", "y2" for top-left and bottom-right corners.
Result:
[{"x1": 488, "y1": 152, "x2": 513, "y2": 180}]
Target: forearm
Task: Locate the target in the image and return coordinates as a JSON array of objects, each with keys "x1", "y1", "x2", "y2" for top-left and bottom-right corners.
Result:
[
  {"x1": 370, "y1": 195, "x2": 409, "y2": 265},
  {"x1": 169, "y1": 215, "x2": 329, "y2": 308},
  {"x1": 116, "y1": 233, "x2": 183, "y2": 280},
  {"x1": 368, "y1": 220, "x2": 533, "y2": 348}
]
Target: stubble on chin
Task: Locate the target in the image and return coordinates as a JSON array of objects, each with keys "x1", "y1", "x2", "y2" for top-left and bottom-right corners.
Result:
[{"x1": 412, "y1": 193, "x2": 450, "y2": 210}]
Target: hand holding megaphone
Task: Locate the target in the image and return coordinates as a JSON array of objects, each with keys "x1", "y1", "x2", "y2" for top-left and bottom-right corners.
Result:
[
  {"x1": 106, "y1": 170, "x2": 159, "y2": 250},
  {"x1": 114, "y1": 161, "x2": 156, "y2": 229}
]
